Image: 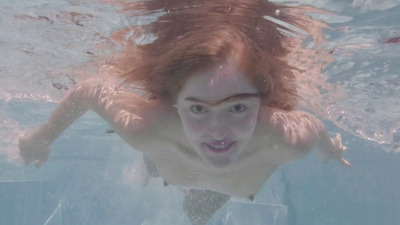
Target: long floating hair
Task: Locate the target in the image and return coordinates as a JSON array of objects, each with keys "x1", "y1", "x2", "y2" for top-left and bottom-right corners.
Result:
[{"x1": 100, "y1": 0, "x2": 332, "y2": 111}]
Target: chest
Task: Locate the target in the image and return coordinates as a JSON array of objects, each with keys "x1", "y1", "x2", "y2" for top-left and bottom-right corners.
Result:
[
  {"x1": 143, "y1": 141, "x2": 282, "y2": 198},
  {"x1": 136, "y1": 113, "x2": 287, "y2": 198}
]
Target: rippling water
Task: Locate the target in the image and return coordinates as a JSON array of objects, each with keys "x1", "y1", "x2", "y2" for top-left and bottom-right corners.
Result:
[
  {"x1": 1, "y1": 0, "x2": 399, "y2": 152},
  {"x1": 0, "y1": 0, "x2": 399, "y2": 224}
]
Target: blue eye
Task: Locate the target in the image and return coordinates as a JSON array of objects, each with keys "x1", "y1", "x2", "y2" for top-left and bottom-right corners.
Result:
[
  {"x1": 190, "y1": 105, "x2": 207, "y2": 114},
  {"x1": 230, "y1": 104, "x2": 247, "y2": 113}
]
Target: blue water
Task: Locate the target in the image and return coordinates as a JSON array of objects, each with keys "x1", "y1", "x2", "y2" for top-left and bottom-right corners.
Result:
[{"x1": 1, "y1": 0, "x2": 399, "y2": 224}]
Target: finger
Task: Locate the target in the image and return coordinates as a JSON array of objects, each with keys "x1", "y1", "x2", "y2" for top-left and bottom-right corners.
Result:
[
  {"x1": 35, "y1": 160, "x2": 42, "y2": 168},
  {"x1": 340, "y1": 157, "x2": 352, "y2": 168},
  {"x1": 35, "y1": 151, "x2": 49, "y2": 168}
]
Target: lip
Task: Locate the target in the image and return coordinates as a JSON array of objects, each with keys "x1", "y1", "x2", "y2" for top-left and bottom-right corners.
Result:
[{"x1": 202, "y1": 141, "x2": 236, "y2": 154}]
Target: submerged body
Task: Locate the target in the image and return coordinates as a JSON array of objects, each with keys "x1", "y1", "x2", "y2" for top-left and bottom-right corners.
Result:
[
  {"x1": 19, "y1": 61, "x2": 349, "y2": 199},
  {"x1": 18, "y1": 0, "x2": 350, "y2": 224},
  {"x1": 18, "y1": 55, "x2": 349, "y2": 225}
]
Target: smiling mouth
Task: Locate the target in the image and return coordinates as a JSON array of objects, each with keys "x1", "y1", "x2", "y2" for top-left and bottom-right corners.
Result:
[{"x1": 202, "y1": 141, "x2": 236, "y2": 154}]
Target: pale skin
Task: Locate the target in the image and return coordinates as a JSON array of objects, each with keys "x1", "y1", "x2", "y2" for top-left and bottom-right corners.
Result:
[{"x1": 19, "y1": 60, "x2": 350, "y2": 200}]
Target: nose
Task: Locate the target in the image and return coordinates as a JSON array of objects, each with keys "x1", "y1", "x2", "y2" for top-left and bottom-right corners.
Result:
[
  {"x1": 207, "y1": 115, "x2": 231, "y2": 140},
  {"x1": 208, "y1": 127, "x2": 230, "y2": 140}
]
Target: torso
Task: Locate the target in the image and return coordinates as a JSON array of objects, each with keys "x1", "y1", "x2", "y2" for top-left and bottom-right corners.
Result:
[{"x1": 129, "y1": 105, "x2": 298, "y2": 198}]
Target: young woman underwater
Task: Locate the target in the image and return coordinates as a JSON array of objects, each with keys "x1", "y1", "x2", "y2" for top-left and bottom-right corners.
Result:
[{"x1": 19, "y1": 0, "x2": 351, "y2": 224}]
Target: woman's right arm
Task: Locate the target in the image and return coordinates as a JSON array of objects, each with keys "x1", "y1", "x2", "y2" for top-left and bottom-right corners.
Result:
[
  {"x1": 259, "y1": 106, "x2": 351, "y2": 167},
  {"x1": 19, "y1": 79, "x2": 158, "y2": 167}
]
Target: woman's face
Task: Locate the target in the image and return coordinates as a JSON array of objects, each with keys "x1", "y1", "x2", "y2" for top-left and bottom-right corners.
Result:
[{"x1": 176, "y1": 61, "x2": 261, "y2": 168}]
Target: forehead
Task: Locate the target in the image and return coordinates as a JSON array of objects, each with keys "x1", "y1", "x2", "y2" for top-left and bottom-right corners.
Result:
[{"x1": 178, "y1": 61, "x2": 257, "y2": 101}]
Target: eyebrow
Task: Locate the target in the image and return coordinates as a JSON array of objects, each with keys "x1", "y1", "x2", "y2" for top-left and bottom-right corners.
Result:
[{"x1": 185, "y1": 93, "x2": 261, "y2": 106}]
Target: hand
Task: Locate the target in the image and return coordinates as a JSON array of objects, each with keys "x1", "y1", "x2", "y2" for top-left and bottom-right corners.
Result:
[
  {"x1": 18, "y1": 131, "x2": 51, "y2": 167},
  {"x1": 331, "y1": 133, "x2": 351, "y2": 167},
  {"x1": 319, "y1": 133, "x2": 351, "y2": 168}
]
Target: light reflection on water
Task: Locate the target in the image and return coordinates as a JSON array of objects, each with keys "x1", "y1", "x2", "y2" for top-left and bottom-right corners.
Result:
[
  {"x1": 1, "y1": 0, "x2": 399, "y2": 149},
  {"x1": 0, "y1": 0, "x2": 399, "y2": 224}
]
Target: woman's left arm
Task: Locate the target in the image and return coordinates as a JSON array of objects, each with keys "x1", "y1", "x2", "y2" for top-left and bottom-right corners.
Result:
[{"x1": 261, "y1": 106, "x2": 351, "y2": 167}]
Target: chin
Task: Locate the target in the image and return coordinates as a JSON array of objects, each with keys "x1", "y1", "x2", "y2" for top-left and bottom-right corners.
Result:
[{"x1": 206, "y1": 157, "x2": 234, "y2": 168}]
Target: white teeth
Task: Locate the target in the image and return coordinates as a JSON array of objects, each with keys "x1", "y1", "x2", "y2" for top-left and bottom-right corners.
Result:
[
  {"x1": 211, "y1": 145, "x2": 226, "y2": 149},
  {"x1": 203, "y1": 141, "x2": 235, "y2": 153},
  {"x1": 209, "y1": 143, "x2": 230, "y2": 149}
]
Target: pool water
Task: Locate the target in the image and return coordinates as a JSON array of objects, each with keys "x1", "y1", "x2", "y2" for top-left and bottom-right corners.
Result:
[{"x1": 1, "y1": 0, "x2": 399, "y2": 224}]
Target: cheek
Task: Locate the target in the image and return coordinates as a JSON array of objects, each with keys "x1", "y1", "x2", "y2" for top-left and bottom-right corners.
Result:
[
  {"x1": 231, "y1": 112, "x2": 259, "y2": 135},
  {"x1": 180, "y1": 113, "x2": 207, "y2": 137}
]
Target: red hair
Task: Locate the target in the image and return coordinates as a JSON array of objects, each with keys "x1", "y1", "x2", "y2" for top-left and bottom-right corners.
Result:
[{"x1": 104, "y1": 0, "x2": 329, "y2": 111}]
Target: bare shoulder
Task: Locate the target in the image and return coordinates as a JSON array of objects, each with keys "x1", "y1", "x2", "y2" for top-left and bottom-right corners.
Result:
[
  {"x1": 253, "y1": 106, "x2": 325, "y2": 160},
  {"x1": 77, "y1": 80, "x2": 177, "y2": 149},
  {"x1": 118, "y1": 97, "x2": 185, "y2": 151}
]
